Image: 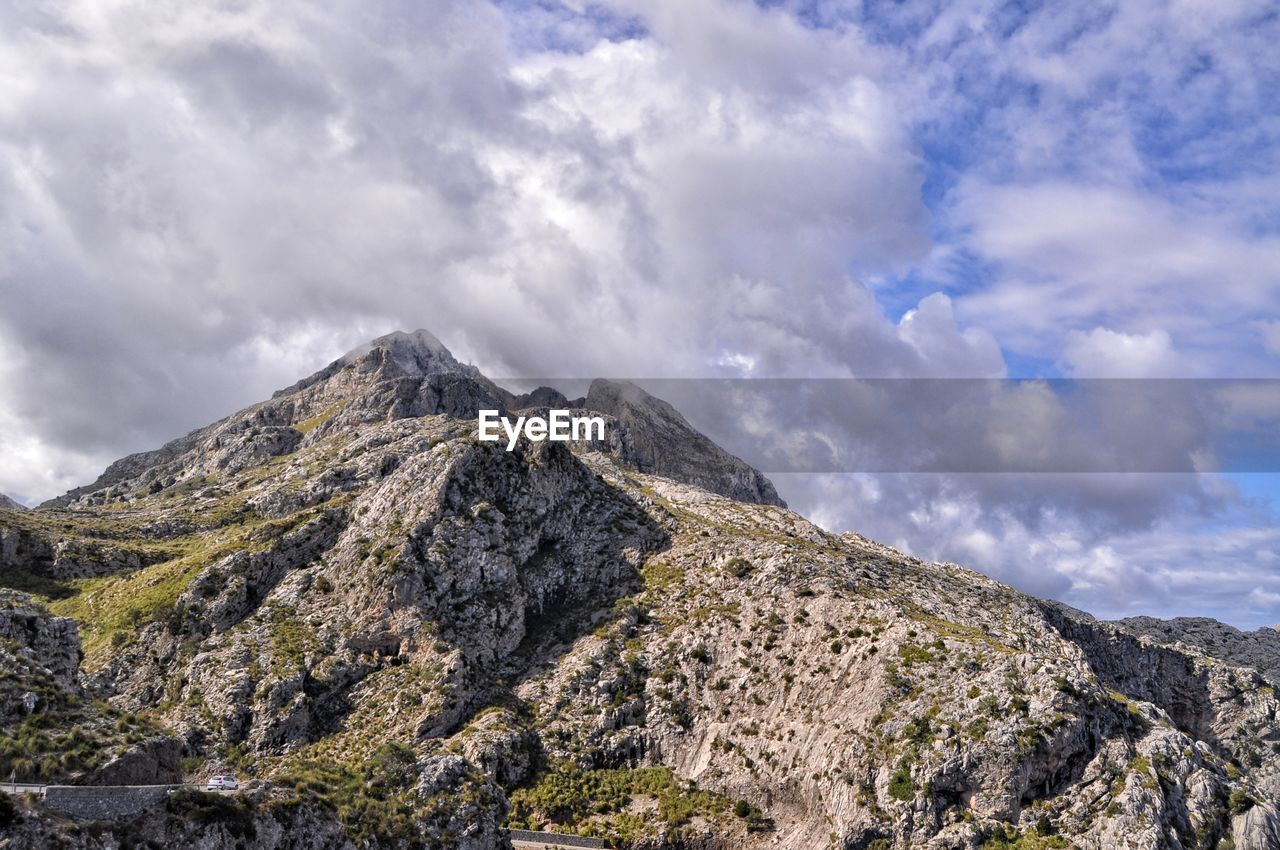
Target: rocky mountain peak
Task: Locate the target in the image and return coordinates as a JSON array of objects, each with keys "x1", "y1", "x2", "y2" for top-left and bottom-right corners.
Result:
[
  {"x1": 581, "y1": 378, "x2": 785, "y2": 507},
  {"x1": 1116, "y1": 615, "x2": 1280, "y2": 684},
  {"x1": 0, "y1": 493, "x2": 25, "y2": 511},
  {"x1": 275, "y1": 327, "x2": 484, "y2": 399},
  {"x1": 49, "y1": 329, "x2": 784, "y2": 509},
  {"x1": 340, "y1": 328, "x2": 472, "y2": 377}
]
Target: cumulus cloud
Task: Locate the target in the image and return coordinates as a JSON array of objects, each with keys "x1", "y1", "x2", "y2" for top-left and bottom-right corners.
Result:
[
  {"x1": 950, "y1": 183, "x2": 1280, "y2": 370},
  {"x1": 1062, "y1": 328, "x2": 1185, "y2": 378},
  {"x1": 2, "y1": 0, "x2": 1004, "y2": 501}
]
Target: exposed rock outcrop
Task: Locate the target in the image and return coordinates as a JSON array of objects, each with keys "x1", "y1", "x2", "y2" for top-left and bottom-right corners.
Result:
[
  {"x1": 1116, "y1": 614, "x2": 1280, "y2": 685},
  {"x1": 40, "y1": 330, "x2": 781, "y2": 510},
  {"x1": 0, "y1": 589, "x2": 82, "y2": 690},
  {"x1": 0, "y1": 590, "x2": 183, "y2": 787}
]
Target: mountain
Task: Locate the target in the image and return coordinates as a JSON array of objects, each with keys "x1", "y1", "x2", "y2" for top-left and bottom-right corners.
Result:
[
  {"x1": 42, "y1": 330, "x2": 782, "y2": 511},
  {"x1": 0, "y1": 493, "x2": 25, "y2": 510},
  {"x1": 1113, "y1": 616, "x2": 1280, "y2": 685},
  {"x1": 1, "y1": 330, "x2": 1277, "y2": 850}
]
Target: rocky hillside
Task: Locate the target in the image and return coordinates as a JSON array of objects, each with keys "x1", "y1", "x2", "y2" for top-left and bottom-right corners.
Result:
[
  {"x1": 1, "y1": 330, "x2": 1277, "y2": 850},
  {"x1": 1113, "y1": 616, "x2": 1280, "y2": 685},
  {"x1": 0, "y1": 590, "x2": 181, "y2": 786}
]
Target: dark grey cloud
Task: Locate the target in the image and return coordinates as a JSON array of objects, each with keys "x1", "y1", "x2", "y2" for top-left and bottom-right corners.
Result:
[{"x1": 629, "y1": 378, "x2": 1280, "y2": 475}]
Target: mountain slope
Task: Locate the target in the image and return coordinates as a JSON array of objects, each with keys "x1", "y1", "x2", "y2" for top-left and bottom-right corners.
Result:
[
  {"x1": 1113, "y1": 616, "x2": 1280, "y2": 685},
  {"x1": 1, "y1": 330, "x2": 1277, "y2": 850}
]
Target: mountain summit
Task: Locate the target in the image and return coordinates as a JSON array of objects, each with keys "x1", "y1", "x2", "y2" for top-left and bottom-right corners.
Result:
[
  {"x1": 50, "y1": 330, "x2": 783, "y2": 510},
  {"x1": 0, "y1": 330, "x2": 1277, "y2": 850},
  {"x1": 342, "y1": 328, "x2": 461, "y2": 372}
]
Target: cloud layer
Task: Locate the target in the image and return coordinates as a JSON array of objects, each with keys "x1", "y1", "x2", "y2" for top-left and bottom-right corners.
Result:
[{"x1": 1, "y1": 0, "x2": 1277, "y2": 626}]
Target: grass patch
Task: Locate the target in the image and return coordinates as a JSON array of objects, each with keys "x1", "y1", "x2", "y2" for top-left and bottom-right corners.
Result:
[
  {"x1": 294, "y1": 403, "x2": 342, "y2": 436},
  {"x1": 507, "y1": 763, "x2": 737, "y2": 843},
  {"x1": 49, "y1": 554, "x2": 210, "y2": 664},
  {"x1": 268, "y1": 604, "x2": 323, "y2": 670}
]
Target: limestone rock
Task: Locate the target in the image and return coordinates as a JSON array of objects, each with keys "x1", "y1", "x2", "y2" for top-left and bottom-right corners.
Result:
[{"x1": 0, "y1": 589, "x2": 82, "y2": 689}]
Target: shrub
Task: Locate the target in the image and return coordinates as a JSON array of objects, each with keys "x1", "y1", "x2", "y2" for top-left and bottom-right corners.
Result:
[
  {"x1": 888, "y1": 765, "x2": 915, "y2": 801},
  {"x1": 897, "y1": 644, "x2": 936, "y2": 666},
  {"x1": 1229, "y1": 788, "x2": 1255, "y2": 814},
  {"x1": 724, "y1": 558, "x2": 753, "y2": 578},
  {"x1": 507, "y1": 764, "x2": 732, "y2": 836},
  {"x1": 166, "y1": 789, "x2": 256, "y2": 839}
]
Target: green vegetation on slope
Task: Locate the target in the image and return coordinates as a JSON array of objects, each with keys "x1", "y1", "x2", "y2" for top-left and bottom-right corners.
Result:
[
  {"x1": 0, "y1": 637, "x2": 167, "y2": 782},
  {"x1": 507, "y1": 763, "x2": 735, "y2": 844}
]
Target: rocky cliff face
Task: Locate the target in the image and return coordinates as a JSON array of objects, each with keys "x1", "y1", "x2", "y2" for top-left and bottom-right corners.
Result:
[
  {"x1": 0, "y1": 589, "x2": 183, "y2": 788},
  {"x1": 1, "y1": 330, "x2": 1277, "y2": 850},
  {"x1": 1113, "y1": 615, "x2": 1280, "y2": 686}
]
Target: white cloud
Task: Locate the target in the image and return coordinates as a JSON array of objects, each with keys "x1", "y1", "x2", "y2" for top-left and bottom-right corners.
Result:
[
  {"x1": 897, "y1": 293, "x2": 1005, "y2": 378},
  {"x1": 776, "y1": 471, "x2": 1280, "y2": 628},
  {"x1": 951, "y1": 183, "x2": 1280, "y2": 368},
  {"x1": 0, "y1": 0, "x2": 989, "y2": 501},
  {"x1": 1062, "y1": 327, "x2": 1185, "y2": 378}
]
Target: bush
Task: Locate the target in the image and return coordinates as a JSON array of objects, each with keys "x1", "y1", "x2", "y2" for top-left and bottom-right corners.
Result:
[
  {"x1": 724, "y1": 558, "x2": 753, "y2": 578},
  {"x1": 507, "y1": 764, "x2": 732, "y2": 835},
  {"x1": 888, "y1": 766, "x2": 915, "y2": 801},
  {"x1": 166, "y1": 789, "x2": 256, "y2": 839},
  {"x1": 734, "y1": 799, "x2": 751, "y2": 818},
  {"x1": 0, "y1": 792, "x2": 17, "y2": 828},
  {"x1": 1229, "y1": 788, "x2": 1255, "y2": 814},
  {"x1": 274, "y1": 746, "x2": 425, "y2": 845}
]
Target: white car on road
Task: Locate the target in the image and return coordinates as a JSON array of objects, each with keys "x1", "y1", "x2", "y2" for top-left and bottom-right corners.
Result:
[{"x1": 205, "y1": 775, "x2": 239, "y2": 791}]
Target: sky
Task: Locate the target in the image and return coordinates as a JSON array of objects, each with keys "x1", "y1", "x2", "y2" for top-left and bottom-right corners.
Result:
[{"x1": 1, "y1": 0, "x2": 1279, "y2": 626}]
